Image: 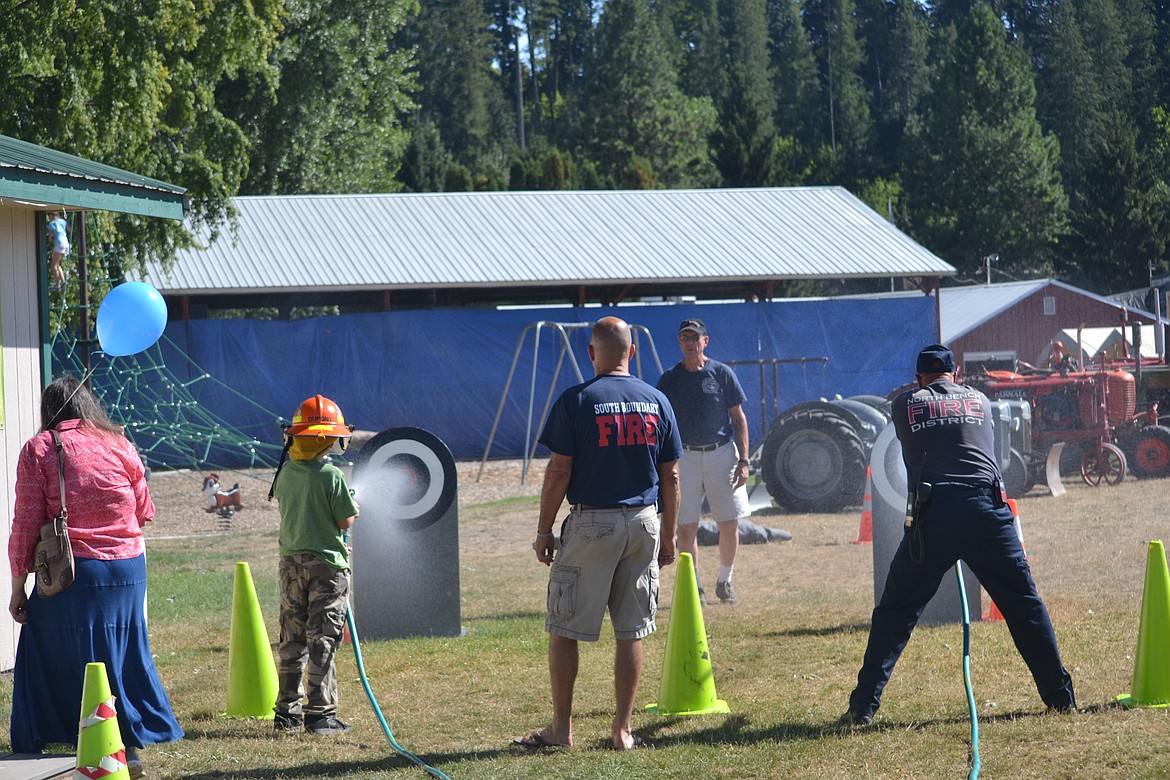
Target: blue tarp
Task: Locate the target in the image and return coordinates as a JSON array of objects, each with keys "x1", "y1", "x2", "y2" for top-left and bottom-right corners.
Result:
[{"x1": 118, "y1": 296, "x2": 936, "y2": 466}]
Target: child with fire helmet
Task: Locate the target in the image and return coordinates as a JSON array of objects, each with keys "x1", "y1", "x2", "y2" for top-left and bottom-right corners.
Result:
[{"x1": 268, "y1": 394, "x2": 359, "y2": 735}]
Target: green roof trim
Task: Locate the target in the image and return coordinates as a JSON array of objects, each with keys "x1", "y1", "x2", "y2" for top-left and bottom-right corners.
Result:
[{"x1": 0, "y1": 134, "x2": 187, "y2": 220}]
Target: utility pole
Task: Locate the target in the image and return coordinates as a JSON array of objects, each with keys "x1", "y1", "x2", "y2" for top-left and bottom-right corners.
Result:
[{"x1": 984, "y1": 253, "x2": 999, "y2": 286}]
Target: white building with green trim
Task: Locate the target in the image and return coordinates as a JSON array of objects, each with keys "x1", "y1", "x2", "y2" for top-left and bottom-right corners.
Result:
[{"x1": 0, "y1": 134, "x2": 186, "y2": 670}]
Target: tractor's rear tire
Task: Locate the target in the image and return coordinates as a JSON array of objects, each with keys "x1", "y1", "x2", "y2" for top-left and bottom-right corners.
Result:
[
  {"x1": 760, "y1": 406, "x2": 867, "y2": 513},
  {"x1": 846, "y1": 394, "x2": 893, "y2": 416},
  {"x1": 1121, "y1": 425, "x2": 1170, "y2": 479}
]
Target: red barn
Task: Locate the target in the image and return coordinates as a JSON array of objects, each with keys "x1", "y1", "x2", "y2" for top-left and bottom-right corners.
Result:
[{"x1": 941, "y1": 279, "x2": 1165, "y2": 373}]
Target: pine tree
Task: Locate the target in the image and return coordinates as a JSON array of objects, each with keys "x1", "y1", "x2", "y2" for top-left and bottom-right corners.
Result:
[
  {"x1": 858, "y1": 0, "x2": 930, "y2": 171},
  {"x1": 1115, "y1": 0, "x2": 1157, "y2": 140},
  {"x1": 399, "y1": 119, "x2": 452, "y2": 193},
  {"x1": 803, "y1": 0, "x2": 874, "y2": 176},
  {"x1": 1035, "y1": 0, "x2": 1169, "y2": 287},
  {"x1": 486, "y1": 0, "x2": 528, "y2": 148},
  {"x1": 758, "y1": 0, "x2": 822, "y2": 185},
  {"x1": 1035, "y1": 0, "x2": 1101, "y2": 193},
  {"x1": 903, "y1": 2, "x2": 1066, "y2": 277},
  {"x1": 659, "y1": 0, "x2": 727, "y2": 102},
  {"x1": 544, "y1": 0, "x2": 596, "y2": 143},
  {"x1": 1061, "y1": 116, "x2": 1170, "y2": 291},
  {"x1": 766, "y1": 0, "x2": 820, "y2": 156},
  {"x1": 409, "y1": 0, "x2": 506, "y2": 162},
  {"x1": 583, "y1": 0, "x2": 718, "y2": 187},
  {"x1": 711, "y1": 67, "x2": 779, "y2": 185},
  {"x1": 721, "y1": 0, "x2": 776, "y2": 116}
]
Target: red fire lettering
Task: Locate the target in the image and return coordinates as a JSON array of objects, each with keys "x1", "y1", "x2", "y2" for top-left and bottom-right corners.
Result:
[
  {"x1": 625, "y1": 414, "x2": 647, "y2": 444},
  {"x1": 597, "y1": 413, "x2": 661, "y2": 445},
  {"x1": 907, "y1": 402, "x2": 929, "y2": 425},
  {"x1": 939, "y1": 398, "x2": 963, "y2": 416},
  {"x1": 596, "y1": 415, "x2": 617, "y2": 446}
]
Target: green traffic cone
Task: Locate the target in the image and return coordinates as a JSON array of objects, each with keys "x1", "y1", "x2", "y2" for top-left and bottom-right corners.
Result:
[
  {"x1": 645, "y1": 552, "x2": 730, "y2": 716},
  {"x1": 225, "y1": 561, "x2": 279, "y2": 718},
  {"x1": 1117, "y1": 540, "x2": 1170, "y2": 708}
]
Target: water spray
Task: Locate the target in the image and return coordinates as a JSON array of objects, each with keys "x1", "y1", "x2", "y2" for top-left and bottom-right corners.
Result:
[{"x1": 342, "y1": 491, "x2": 453, "y2": 780}]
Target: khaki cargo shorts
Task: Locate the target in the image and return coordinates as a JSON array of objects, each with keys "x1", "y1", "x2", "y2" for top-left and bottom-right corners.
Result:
[{"x1": 545, "y1": 505, "x2": 660, "y2": 641}]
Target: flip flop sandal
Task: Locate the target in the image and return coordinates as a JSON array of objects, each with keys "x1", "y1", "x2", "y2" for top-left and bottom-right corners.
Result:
[{"x1": 512, "y1": 731, "x2": 567, "y2": 750}]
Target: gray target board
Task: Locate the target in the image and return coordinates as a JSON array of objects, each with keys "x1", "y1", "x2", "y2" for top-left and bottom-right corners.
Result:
[
  {"x1": 869, "y1": 423, "x2": 981, "y2": 626},
  {"x1": 350, "y1": 427, "x2": 461, "y2": 639}
]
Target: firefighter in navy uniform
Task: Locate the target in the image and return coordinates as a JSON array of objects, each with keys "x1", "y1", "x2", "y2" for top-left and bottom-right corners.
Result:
[{"x1": 839, "y1": 344, "x2": 1076, "y2": 726}]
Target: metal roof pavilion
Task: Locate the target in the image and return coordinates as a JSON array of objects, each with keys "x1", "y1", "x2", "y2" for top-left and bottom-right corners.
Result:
[{"x1": 141, "y1": 187, "x2": 955, "y2": 307}]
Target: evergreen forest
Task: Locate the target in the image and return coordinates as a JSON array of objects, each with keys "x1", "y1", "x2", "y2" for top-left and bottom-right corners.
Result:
[{"x1": 5, "y1": 0, "x2": 1170, "y2": 295}]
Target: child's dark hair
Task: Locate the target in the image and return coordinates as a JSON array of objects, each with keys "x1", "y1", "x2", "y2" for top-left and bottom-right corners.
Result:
[{"x1": 40, "y1": 374, "x2": 121, "y2": 436}]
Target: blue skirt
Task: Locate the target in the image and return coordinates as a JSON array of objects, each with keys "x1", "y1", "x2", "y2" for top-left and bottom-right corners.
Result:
[{"x1": 10, "y1": 555, "x2": 184, "y2": 753}]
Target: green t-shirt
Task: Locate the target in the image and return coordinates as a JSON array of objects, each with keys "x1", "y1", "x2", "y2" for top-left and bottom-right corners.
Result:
[{"x1": 274, "y1": 459, "x2": 358, "y2": 569}]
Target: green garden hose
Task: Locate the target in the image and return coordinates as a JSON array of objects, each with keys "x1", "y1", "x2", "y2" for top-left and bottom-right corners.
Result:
[
  {"x1": 955, "y1": 562, "x2": 981, "y2": 780},
  {"x1": 346, "y1": 604, "x2": 453, "y2": 780}
]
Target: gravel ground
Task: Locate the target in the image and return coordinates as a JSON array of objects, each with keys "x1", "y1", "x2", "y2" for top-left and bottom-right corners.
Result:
[{"x1": 142, "y1": 458, "x2": 545, "y2": 539}]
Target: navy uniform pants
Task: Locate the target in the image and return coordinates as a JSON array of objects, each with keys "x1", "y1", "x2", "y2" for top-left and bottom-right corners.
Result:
[{"x1": 849, "y1": 486, "x2": 1076, "y2": 718}]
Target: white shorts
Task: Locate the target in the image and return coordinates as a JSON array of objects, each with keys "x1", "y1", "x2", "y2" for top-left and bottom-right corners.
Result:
[{"x1": 678, "y1": 442, "x2": 751, "y2": 525}]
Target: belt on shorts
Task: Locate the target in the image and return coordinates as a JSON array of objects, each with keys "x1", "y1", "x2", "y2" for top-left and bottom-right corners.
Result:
[
  {"x1": 682, "y1": 439, "x2": 730, "y2": 452},
  {"x1": 573, "y1": 503, "x2": 653, "y2": 511}
]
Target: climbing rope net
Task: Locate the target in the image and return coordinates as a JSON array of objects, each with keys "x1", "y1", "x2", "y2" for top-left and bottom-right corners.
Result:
[{"x1": 47, "y1": 214, "x2": 284, "y2": 477}]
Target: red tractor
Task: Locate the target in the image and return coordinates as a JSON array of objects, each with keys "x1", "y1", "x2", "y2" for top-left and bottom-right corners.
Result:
[{"x1": 982, "y1": 367, "x2": 1170, "y2": 488}]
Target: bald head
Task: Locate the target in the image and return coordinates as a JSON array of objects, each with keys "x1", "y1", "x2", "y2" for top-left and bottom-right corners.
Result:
[{"x1": 589, "y1": 317, "x2": 633, "y2": 375}]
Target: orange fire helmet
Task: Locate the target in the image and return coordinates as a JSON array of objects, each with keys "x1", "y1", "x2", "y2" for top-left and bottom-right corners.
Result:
[{"x1": 284, "y1": 394, "x2": 354, "y2": 439}]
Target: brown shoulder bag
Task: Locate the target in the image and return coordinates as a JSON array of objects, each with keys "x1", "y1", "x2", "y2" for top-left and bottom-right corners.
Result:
[{"x1": 34, "y1": 430, "x2": 75, "y2": 598}]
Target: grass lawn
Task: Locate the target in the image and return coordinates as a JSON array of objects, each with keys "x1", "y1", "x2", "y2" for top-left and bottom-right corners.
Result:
[{"x1": 3, "y1": 475, "x2": 1168, "y2": 779}]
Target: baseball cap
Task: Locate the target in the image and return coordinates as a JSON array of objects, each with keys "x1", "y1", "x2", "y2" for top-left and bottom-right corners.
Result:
[
  {"x1": 916, "y1": 344, "x2": 956, "y2": 375},
  {"x1": 679, "y1": 318, "x2": 707, "y2": 336}
]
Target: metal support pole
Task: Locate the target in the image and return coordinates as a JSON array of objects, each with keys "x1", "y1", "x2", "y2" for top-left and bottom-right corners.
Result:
[{"x1": 478, "y1": 321, "x2": 666, "y2": 484}]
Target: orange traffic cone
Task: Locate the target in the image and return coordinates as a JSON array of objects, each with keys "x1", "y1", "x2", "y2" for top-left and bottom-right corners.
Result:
[
  {"x1": 851, "y1": 466, "x2": 873, "y2": 544},
  {"x1": 984, "y1": 499, "x2": 1023, "y2": 621},
  {"x1": 1007, "y1": 498, "x2": 1025, "y2": 547}
]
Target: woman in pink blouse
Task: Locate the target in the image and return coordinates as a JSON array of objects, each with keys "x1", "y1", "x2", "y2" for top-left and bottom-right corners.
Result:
[{"x1": 7, "y1": 375, "x2": 182, "y2": 776}]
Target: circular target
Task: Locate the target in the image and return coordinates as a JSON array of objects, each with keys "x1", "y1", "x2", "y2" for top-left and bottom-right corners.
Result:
[
  {"x1": 869, "y1": 422, "x2": 908, "y2": 510},
  {"x1": 350, "y1": 427, "x2": 456, "y2": 532}
]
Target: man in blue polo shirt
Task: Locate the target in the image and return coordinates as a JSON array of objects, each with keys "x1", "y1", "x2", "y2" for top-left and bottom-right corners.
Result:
[
  {"x1": 657, "y1": 318, "x2": 751, "y2": 605},
  {"x1": 513, "y1": 316, "x2": 681, "y2": 752}
]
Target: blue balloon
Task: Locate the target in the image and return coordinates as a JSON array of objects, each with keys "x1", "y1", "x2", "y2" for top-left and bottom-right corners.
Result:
[{"x1": 96, "y1": 282, "x2": 168, "y2": 356}]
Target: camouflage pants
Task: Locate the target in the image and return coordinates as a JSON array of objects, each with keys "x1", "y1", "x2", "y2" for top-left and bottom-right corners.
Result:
[{"x1": 276, "y1": 554, "x2": 350, "y2": 719}]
